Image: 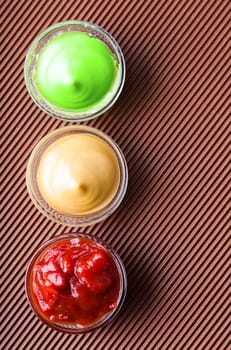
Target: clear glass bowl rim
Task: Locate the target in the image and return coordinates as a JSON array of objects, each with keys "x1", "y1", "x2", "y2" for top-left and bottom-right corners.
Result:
[
  {"x1": 24, "y1": 20, "x2": 126, "y2": 122},
  {"x1": 26, "y1": 125, "x2": 128, "y2": 227},
  {"x1": 25, "y1": 233, "x2": 127, "y2": 333}
]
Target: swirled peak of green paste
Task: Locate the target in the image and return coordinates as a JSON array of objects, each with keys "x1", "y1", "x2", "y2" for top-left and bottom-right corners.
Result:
[{"x1": 35, "y1": 32, "x2": 118, "y2": 111}]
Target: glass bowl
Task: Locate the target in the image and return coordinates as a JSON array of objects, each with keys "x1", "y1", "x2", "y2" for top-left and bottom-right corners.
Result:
[
  {"x1": 26, "y1": 125, "x2": 128, "y2": 226},
  {"x1": 24, "y1": 21, "x2": 126, "y2": 122},
  {"x1": 25, "y1": 233, "x2": 127, "y2": 333}
]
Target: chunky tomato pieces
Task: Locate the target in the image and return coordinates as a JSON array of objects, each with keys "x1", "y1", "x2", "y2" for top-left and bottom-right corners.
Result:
[{"x1": 31, "y1": 237, "x2": 120, "y2": 326}]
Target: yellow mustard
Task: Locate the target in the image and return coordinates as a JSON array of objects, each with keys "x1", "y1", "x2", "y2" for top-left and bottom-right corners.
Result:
[{"x1": 37, "y1": 134, "x2": 120, "y2": 215}]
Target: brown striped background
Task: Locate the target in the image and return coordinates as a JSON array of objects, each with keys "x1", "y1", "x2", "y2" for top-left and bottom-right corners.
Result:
[{"x1": 1, "y1": 0, "x2": 230, "y2": 349}]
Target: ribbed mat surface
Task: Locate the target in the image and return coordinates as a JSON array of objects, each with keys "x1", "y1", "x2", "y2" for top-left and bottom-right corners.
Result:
[{"x1": 1, "y1": 1, "x2": 230, "y2": 349}]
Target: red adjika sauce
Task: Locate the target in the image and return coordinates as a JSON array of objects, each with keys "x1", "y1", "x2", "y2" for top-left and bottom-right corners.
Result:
[{"x1": 30, "y1": 237, "x2": 121, "y2": 326}]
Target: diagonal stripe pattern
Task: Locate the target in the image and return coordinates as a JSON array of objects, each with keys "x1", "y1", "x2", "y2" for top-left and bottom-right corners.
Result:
[{"x1": 0, "y1": 0, "x2": 229, "y2": 349}]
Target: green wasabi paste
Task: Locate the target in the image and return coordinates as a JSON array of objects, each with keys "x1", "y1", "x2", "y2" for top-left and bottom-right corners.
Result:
[{"x1": 35, "y1": 32, "x2": 118, "y2": 111}]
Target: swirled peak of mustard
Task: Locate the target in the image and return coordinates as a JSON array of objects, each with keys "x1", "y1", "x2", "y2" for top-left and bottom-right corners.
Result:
[{"x1": 37, "y1": 134, "x2": 120, "y2": 215}]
